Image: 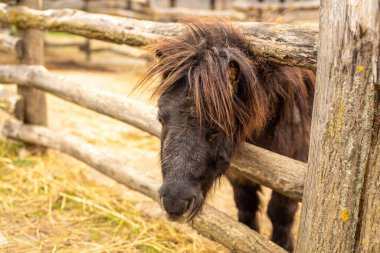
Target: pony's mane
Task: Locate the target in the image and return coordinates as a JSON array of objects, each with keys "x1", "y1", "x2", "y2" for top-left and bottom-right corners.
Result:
[{"x1": 138, "y1": 22, "x2": 315, "y2": 143}]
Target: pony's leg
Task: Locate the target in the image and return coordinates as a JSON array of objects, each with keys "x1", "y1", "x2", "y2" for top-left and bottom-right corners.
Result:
[
  {"x1": 227, "y1": 175, "x2": 261, "y2": 231},
  {"x1": 267, "y1": 191, "x2": 298, "y2": 252}
]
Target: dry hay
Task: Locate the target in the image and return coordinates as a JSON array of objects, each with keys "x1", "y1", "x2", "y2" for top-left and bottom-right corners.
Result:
[{"x1": 0, "y1": 140, "x2": 226, "y2": 253}]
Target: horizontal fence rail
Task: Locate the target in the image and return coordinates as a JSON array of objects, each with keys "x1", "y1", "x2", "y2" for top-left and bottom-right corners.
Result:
[
  {"x1": 45, "y1": 0, "x2": 244, "y2": 21},
  {"x1": 0, "y1": 3, "x2": 318, "y2": 70},
  {"x1": 45, "y1": 0, "x2": 150, "y2": 10},
  {"x1": 234, "y1": 0, "x2": 320, "y2": 12},
  {"x1": 0, "y1": 65, "x2": 307, "y2": 201},
  {"x1": 2, "y1": 119, "x2": 287, "y2": 253},
  {"x1": 146, "y1": 7, "x2": 244, "y2": 21}
]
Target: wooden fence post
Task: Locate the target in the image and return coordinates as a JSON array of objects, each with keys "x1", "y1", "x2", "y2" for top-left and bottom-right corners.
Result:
[
  {"x1": 210, "y1": 0, "x2": 216, "y2": 10},
  {"x1": 15, "y1": 0, "x2": 46, "y2": 123},
  {"x1": 15, "y1": 0, "x2": 47, "y2": 150},
  {"x1": 126, "y1": 0, "x2": 132, "y2": 10},
  {"x1": 169, "y1": 0, "x2": 176, "y2": 8},
  {"x1": 296, "y1": 0, "x2": 379, "y2": 252},
  {"x1": 82, "y1": 0, "x2": 91, "y2": 62}
]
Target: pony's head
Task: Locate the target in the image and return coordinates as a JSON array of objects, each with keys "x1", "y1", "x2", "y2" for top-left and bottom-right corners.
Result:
[{"x1": 138, "y1": 23, "x2": 268, "y2": 222}]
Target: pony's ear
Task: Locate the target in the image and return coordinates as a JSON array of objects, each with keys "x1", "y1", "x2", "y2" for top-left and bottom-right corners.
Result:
[{"x1": 227, "y1": 61, "x2": 240, "y2": 92}]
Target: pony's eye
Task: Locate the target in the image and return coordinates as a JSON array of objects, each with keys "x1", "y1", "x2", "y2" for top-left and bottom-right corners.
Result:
[
  {"x1": 158, "y1": 116, "x2": 163, "y2": 124},
  {"x1": 208, "y1": 131, "x2": 219, "y2": 143}
]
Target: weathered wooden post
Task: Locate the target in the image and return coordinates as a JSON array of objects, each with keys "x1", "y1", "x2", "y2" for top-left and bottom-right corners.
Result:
[
  {"x1": 296, "y1": 0, "x2": 379, "y2": 252},
  {"x1": 169, "y1": 0, "x2": 176, "y2": 8},
  {"x1": 126, "y1": 0, "x2": 132, "y2": 10},
  {"x1": 82, "y1": 0, "x2": 91, "y2": 62},
  {"x1": 15, "y1": 0, "x2": 47, "y2": 136},
  {"x1": 210, "y1": 0, "x2": 216, "y2": 10},
  {"x1": 257, "y1": 0, "x2": 264, "y2": 20}
]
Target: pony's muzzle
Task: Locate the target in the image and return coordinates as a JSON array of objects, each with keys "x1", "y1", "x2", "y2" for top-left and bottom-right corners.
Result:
[{"x1": 158, "y1": 182, "x2": 201, "y2": 222}]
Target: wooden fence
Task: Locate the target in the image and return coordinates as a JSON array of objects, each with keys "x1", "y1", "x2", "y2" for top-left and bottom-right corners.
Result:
[
  {"x1": 44, "y1": 0, "x2": 243, "y2": 21},
  {"x1": 0, "y1": 1, "x2": 378, "y2": 253}
]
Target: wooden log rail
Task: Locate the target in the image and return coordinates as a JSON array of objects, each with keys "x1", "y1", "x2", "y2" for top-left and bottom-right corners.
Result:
[
  {"x1": 234, "y1": 0, "x2": 320, "y2": 12},
  {"x1": 0, "y1": 3, "x2": 318, "y2": 70},
  {"x1": 147, "y1": 7, "x2": 244, "y2": 21},
  {"x1": 45, "y1": 0, "x2": 150, "y2": 10},
  {"x1": 45, "y1": 40, "x2": 153, "y2": 60},
  {"x1": 0, "y1": 65, "x2": 307, "y2": 201},
  {"x1": 2, "y1": 119, "x2": 287, "y2": 253}
]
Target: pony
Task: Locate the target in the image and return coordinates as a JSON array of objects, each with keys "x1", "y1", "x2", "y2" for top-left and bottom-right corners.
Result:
[{"x1": 138, "y1": 22, "x2": 315, "y2": 252}]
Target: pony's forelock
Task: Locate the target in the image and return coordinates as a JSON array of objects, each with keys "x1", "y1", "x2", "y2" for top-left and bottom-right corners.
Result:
[{"x1": 137, "y1": 22, "x2": 269, "y2": 142}]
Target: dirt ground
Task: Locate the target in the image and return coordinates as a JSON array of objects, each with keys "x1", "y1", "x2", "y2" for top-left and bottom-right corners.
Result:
[{"x1": 0, "y1": 28, "x2": 306, "y2": 251}]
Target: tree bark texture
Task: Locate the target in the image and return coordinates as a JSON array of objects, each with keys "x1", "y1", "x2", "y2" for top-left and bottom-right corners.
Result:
[
  {"x1": 15, "y1": 0, "x2": 47, "y2": 128},
  {"x1": 296, "y1": 1, "x2": 380, "y2": 252},
  {"x1": 2, "y1": 119, "x2": 287, "y2": 253},
  {"x1": 0, "y1": 65, "x2": 307, "y2": 201},
  {"x1": 0, "y1": 3, "x2": 318, "y2": 70},
  {"x1": 354, "y1": 3, "x2": 380, "y2": 250}
]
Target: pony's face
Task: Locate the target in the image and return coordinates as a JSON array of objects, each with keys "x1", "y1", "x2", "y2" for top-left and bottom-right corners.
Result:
[
  {"x1": 137, "y1": 23, "x2": 269, "y2": 222},
  {"x1": 157, "y1": 83, "x2": 235, "y2": 222}
]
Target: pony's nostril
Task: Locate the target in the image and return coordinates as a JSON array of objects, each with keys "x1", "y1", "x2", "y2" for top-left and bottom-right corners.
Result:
[
  {"x1": 186, "y1": 196, "x2": 196, "y2": 212},
  {"x1": 159, "y1": 196, "x2": 164, "y2": 209},
  {"x1": 161, "y1": 195, "x2": 195, "y2": 218},
  {"x1": 185, "y1": 198, "x2": 191, "y2": 211}
]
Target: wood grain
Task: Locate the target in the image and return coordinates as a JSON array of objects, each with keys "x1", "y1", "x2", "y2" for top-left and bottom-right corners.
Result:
[{"x1": 296, "y1": 0, "x2": 380, "y2": 252}]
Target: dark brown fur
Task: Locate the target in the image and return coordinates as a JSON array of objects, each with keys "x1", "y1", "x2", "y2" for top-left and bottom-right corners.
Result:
[{"x1": 137, "y1": 22, "x2": 315, "y2": 252}]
